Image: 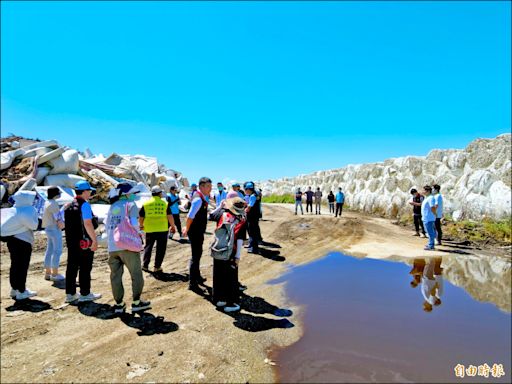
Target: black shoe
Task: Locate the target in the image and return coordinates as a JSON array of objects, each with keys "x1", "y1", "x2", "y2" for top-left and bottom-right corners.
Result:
[
  {"x1": 113, "y1": 302, "x2": 126, "y2": 314},
  {"x1": 188, "y1": 284, "x2": 202, "y2": 293},
  {"x1": 142, "y1": 265, "x2": 150, "y2": 272},
  {"x1": 238, "y1": 284, "x2": 247, "y2": 292},
  {"x1": 131, "y1": 300, "x2": 151, "y2": 313},
  {"x1": 198, "y1": 276, "x2": 207, "y2": 283}
]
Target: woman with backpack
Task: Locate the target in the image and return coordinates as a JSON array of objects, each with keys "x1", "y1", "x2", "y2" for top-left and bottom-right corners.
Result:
[
  {"x1": 105, "y1": 183, "x2": 151, "y2": 314},
  {"x1": 209, "y1": 194, "x2": 247, "y2": 313},
  {"x1": 42, "y1": 186, "x2": 65, "y2": 281}
]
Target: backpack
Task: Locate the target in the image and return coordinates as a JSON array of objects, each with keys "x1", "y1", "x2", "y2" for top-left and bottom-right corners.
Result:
[
  {"x1": 64, "y1": 198, "x2": 98, "y2": 247},
  {"x1": 210, "y1": 212, "x2": 237, "y2": 261},
  {"x1": 113, "y1": 202, "x2": 143, "y2": 252}
]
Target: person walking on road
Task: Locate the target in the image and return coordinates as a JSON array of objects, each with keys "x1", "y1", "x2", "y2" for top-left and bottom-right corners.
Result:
[{"x1": 335, "y1": 188, "x2": 345, "y2": 217}]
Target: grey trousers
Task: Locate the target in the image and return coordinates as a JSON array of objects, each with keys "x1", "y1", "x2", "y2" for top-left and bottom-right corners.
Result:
[{"x1": 108, "y1": 250, "x2": 145, "y2": 304}]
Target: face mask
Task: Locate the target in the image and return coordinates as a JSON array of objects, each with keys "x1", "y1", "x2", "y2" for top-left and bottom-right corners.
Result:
[
  {"x1": 127, "y1": 194, "x2": 137, "y2": 201},
  {"x1": 218, "y1": 187, "x2": 224, "y2": 191}
]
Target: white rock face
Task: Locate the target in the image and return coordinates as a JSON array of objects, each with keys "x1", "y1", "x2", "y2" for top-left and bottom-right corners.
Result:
[{"x1": 260, "y1": 134, "x2": 511, "y2": 221}]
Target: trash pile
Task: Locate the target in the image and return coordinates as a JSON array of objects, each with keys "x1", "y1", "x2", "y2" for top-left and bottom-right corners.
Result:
[{"x1": 0, "y1": 135, "x2": 190, "y2": 210}]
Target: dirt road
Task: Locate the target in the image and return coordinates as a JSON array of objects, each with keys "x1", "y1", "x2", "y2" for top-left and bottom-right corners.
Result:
[{"x1": 0, "y1": 204, "x2": 500, "y2": 383}]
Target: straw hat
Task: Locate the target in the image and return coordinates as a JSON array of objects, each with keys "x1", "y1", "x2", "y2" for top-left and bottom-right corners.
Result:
[{"x1": 224, "y1": 197, "x2": 246, "y2": 216}]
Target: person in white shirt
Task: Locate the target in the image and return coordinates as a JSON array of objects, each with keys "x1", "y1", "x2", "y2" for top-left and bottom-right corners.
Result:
[
  {"x1": 421, "y1": 185, "x2": 437, "y2": 250},
  {"x1": 0, "y1": 191, "x2": 39, "y2": 300},
  {"x1": 433, "y1": 184, "x2": 444, "y2": 246},
  {"x1": 42, "y1": 187, "x2": 65, "y2": 282}
]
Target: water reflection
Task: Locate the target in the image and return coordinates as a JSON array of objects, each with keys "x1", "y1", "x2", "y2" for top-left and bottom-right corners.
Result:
[{"x1": 273, "y1": 253, "x2": 511, "y2": 383}]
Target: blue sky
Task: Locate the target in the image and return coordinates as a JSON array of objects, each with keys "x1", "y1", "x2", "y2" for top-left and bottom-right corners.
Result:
[{"x1": 1, "y1": 1, "x2": 510, "y2": 185}]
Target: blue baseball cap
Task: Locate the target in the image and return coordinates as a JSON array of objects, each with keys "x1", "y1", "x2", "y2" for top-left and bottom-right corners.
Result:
[
  {"x1": 232, "y1": 183, "x2": 240, "y2": 187},
  {"x1": 75, "y1": 180, "x2": 96, "y2": 191},
  {"x1": 191, "y1": 183, "x2": 197, "y2": 188},
  {"x1": 244, "y1": 182, "x2": 255, "y2": 189}
]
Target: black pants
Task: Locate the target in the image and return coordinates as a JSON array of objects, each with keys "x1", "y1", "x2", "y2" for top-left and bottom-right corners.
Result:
[
  {"x1": 247, "y1": 218, "x2": 261, "y2": 252},
  {"x1": 414, "y1": 215, "x2": 426, "y2": 235},
  {"x1": 435, "y1": 218, "x2": 442, "y2": 242},
  {"x1": 335, "y1": 203, "x2": 344, "y2": 217},
  {"x1": 213, "y1": 258, "x2": 238, "y2": 305},
  {"x1": 172, "y1": 214, "x2": 182, "y2": 236},
  {"x1": 306, "y1": 201, "x2": 313, "y2": 213},
  {"x1": 66, "y1": 246, "x2": 94, "y2": 296},
  {"x1": 329, "y1": 202, "x2": 335, "y2": 213},
  {"x1": 7, "y1": 237, "x2": 32, "y2": 292},
  {"x1": 188, "y1": 231, "x2": 204, "y2": 284},
  {"x1": 143, "y1": 231, "x2": 168, "y2": 268}
]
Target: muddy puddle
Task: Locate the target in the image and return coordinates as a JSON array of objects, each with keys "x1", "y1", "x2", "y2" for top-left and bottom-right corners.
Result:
[{"x1": 270, "y1": 253, "x2": 511, "y2": 383}]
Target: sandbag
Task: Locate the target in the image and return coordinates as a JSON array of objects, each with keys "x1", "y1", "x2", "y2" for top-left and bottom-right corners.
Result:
[
  {"x1": 1, "y1": 149, "x2": 25, "y2": 171},
  {"x1": 35, "y1": 167, "x2": 51, "y2": 185},
  {"x1": 18, "y1": 178, "x2": 37, "y2": 191},
  {"x1": 48, "y1": 149, "x2": 80, "y2": 175},
  {"x1": 44, "y1": 174, "x2": 86, "y2": 188},
  {"x1": 20, "y1": 147, "x2": 53, "y2": 159},
  {"x1": 38, "y1": 147, "x2": 66, "y2": 165},
  {"x1": 20, "y1": 140, "x2": 60, "y2": 151}
]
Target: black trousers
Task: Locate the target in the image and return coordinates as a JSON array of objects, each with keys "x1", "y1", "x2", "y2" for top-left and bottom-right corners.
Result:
[
  {"x1": 172, "y1": 214, "x2": 182, "y2": 236},
  {"x1": 213, "y1": 258, "x2": 238, "y2": 304},
  {"x1": 143, "y1": 231, "x2": 168, "y2": 268},
  {"x1": 7, "y1": 237, "x2": 32, "y2": 292},
  {"x1": 306, "y1": 201, "x2": 313, "y2": 213},
  {"x1": 414, "y1": 215, "x2": 426, "y2": 235},
  {"x1": 188, "y1": 231, "x2": 204, "y2": 284},
  {"x1": 435, "y1": 218, "x2": 442, "y2": 242},
  {"x1": 329, "y1": 202, "x2": 335, "y2": 213},
  {"x1": 247, "y1": 218, "x2": 261, "y2": 251},
  {"x1": 66, "y1": 246, "x2": 94, "y2": 296},
  {"x1": 335, "y1": 203, "x2": 344, "y2": 217}
]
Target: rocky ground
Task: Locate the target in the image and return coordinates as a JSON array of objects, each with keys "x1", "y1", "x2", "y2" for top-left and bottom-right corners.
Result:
[{"x1": 1, "y1": 204, "x2": 509, "y2": 383}]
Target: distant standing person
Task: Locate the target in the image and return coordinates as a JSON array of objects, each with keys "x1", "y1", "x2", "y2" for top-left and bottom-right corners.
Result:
[
  {"x1": 327, "y1": 191, "x2": 335, "y2": 214},
  {"x1": 295, "y1": 188, "x2": 304, "y2": 215},
  {"x1": 64, "y1": 181, "x2": 101, "y2": 303},
  {"x1": 409, "y1": 189, "x2": 427, "y2": 237},
  {"x1": 1, "y1": 191, "x2": 39, "y2": 300},
  {"x1": 215, "y1": 182, "x2": 227, "y2": 207},
  {"x1": 305, "y1": 187, "x2": 314, "y2": 214},
  {"x1": 314, "y1": 187, "x2": 323, "y2": 215},
  {"x1": 42, "y1": 186, "x2": 65, "y2": 281},
  {"x1": 106, "y1": 183, "x2": 151, "y2": 314},
  {"x1": 421, "y1": 185, "x2": 437, "y2": 251},
  {"x1": 335, "y1": 188, "x2": 345, "y2": 217},
  {"x1": 244, "y1": 182, "x2": 261, "y2": 254},
  {"x1": 433, "y1": 184, "x2": 443, "y2": 245},
  {"x1": 139, "y1": 186, "x2": 176, "y2": 273},
  {"x1": 167, "y1": 186, "x2": 183, "y2": 240},
  {"x1": 183, "y1": 177, "x2": 212, "y2": 291}
]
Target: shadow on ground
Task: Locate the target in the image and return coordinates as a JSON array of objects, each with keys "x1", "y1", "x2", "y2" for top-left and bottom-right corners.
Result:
[
  {"x1": 76, "y1": 302, "x2": 179, "y2": 336},
  {"x1": 5, "y1": 298, "x2": 52, "y2": 313}
]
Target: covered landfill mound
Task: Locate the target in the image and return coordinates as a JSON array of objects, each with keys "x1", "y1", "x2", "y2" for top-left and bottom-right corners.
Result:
[{"x1": 0, "y1": 134, "x2": 190, "y2": 216}]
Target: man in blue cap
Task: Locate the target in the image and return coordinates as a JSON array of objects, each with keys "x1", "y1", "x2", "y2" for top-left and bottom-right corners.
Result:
[{"x1": 64, "y1": 180, "x2": 102, "y2": 303}]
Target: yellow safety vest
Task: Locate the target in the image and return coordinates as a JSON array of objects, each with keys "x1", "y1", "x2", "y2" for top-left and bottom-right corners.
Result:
[{"x1": 143, "y1": 197, "x2": 168, "y2": 233}]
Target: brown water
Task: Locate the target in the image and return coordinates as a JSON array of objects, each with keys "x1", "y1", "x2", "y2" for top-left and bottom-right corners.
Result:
[{"x1": 271, "y1": 253, "x2": 511, "y2": 383}]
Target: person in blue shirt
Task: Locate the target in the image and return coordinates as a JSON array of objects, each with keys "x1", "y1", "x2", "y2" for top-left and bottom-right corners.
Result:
[
  {"x1": 215, "y1": 182, "x2": 227, "y2": 207},
  {"x1": 335, "y1": 188, "x2": 345, "y2": 217},
  {"x1": 166, "y1": 186, "x2": 183, "y2": 240},
  {"x1": 421, "y1": 185, "x2": 437, "y2": 250}
]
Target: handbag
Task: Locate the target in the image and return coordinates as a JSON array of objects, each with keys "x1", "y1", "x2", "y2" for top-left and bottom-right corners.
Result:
[{"x1": 113, "y1": 202, "x2": 143, "y2": 252}]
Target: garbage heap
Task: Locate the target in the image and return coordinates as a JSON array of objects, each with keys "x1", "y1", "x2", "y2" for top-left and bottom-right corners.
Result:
[{"x1": 0, "y1": 135, "x2": 189, "y2": 207}]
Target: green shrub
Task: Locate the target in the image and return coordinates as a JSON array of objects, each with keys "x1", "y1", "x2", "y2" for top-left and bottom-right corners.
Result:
[{"x1": 262, "y1": 194, "x2": 295, "y2": 204}]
